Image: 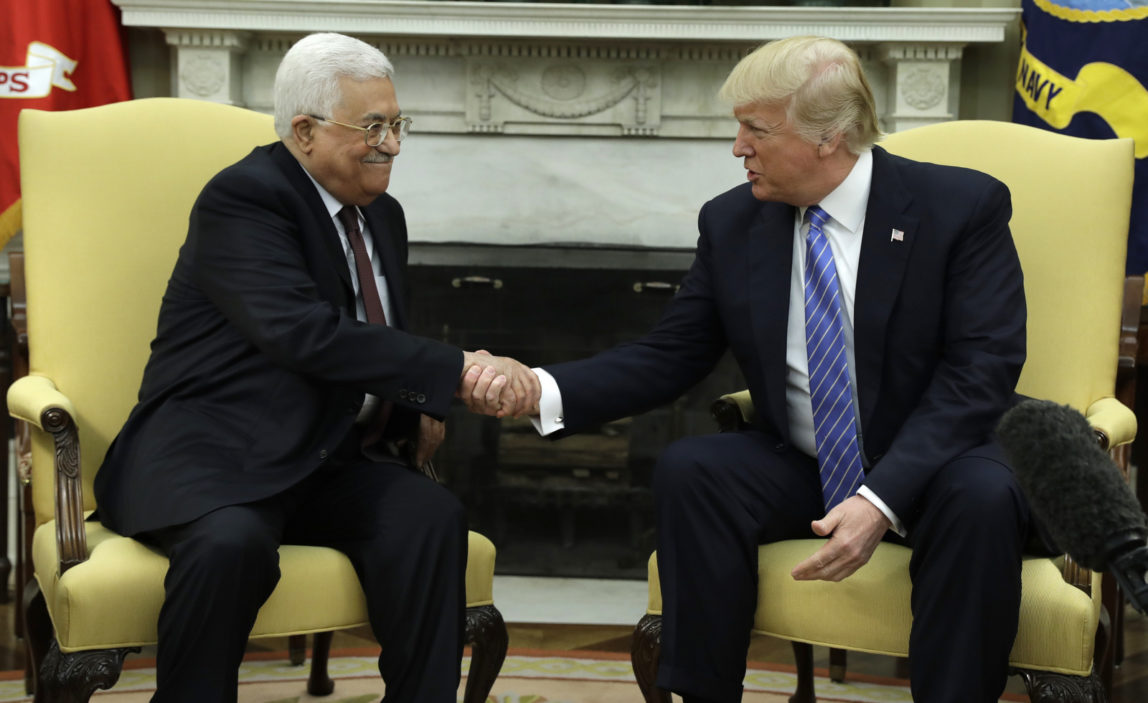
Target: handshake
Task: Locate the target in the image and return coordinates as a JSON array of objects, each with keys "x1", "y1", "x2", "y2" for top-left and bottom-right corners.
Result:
[{"x1": 456, "y1": 350, "x2": 541, "y2": 418}]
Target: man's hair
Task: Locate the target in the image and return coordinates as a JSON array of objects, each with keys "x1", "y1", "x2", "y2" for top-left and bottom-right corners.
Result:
[
  {"x1": 718, "y1": 36, "x2": 881, "y2": 154},
  {"x1": 273, "y1": 33, "x2": 395, "y2": 140}
]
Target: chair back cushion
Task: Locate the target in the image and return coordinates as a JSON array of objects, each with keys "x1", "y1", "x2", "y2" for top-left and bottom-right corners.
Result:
[
  {"x1": 18, "y1": 98, "x2": 277, "y2": 524},
  {"x1": 880, "y1": 121, "x2": 1134, "y2": 411}
]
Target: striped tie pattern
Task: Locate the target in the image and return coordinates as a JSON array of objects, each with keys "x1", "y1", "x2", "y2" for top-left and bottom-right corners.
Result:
[{"x1": 804, "y1": 205, "x2": 865, "y2": 512}]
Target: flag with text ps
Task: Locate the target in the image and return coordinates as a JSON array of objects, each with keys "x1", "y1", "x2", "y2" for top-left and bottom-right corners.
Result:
[
  {"x1": 0, "y1": 0, "x2": 132, "y2": 246},
  {"x1": 1013, "y1": 0, "x2": 1148, "y2": 276}
]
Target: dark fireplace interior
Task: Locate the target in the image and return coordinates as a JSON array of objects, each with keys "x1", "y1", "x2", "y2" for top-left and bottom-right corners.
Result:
[{"x1": 408, "y1": 243, "x2": 745, "y2": 579}]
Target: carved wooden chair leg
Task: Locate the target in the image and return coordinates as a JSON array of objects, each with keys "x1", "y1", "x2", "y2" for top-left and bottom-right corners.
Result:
[
  {"x1": 35, "y1": 641, "x2": 137, "y2": 703},
  {"x1": 287, "y1": 633, "x2": 307, "y2": 666},
  {"x1": 1014, "y1": 668, "x2": 1106, "y2": 703},
  {"x1": 307, "y1": 631, "x2": 335, "y2": 696},
  {"x1": 23, "y1": 579, "x2": 51, "y2": 697},
  {"x1": 630, "y1": 614, "x2": 670, "y2": 703},
  {"x1": 828, "y1": 647, "x2": 847, "y2": 683},
  {"x1": 789, "y1": 641, "x2": 816, "y2": 703},
  {"x1": 463, "y1": 604, "x2": 508, "y2": 703},
  {"x1": 26, "y1": 579, "x2": 140, "y2": 702}
]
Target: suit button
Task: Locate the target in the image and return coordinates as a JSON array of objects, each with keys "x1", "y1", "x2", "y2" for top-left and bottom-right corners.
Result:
[
  {"x1": 319, "y1": 449, "x2": 328, "y2": 460},
  {"x1": 416, "y1": 393, "x2": 427, "y2": 404},
  {"x1": 399, "y1": 389, "x2": 409, "y2": 400},
  {"x1": 774, "y1": 443, "x2": 786, "y2": 451}
]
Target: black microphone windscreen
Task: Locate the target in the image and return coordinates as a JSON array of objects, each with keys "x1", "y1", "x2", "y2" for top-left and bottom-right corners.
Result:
[{"x1": 997, "y1": 399, "x2": 1146, "y2": 571}]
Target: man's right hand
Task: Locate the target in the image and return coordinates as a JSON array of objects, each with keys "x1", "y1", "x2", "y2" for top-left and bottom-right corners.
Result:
[{"x1": 458, "y1": 350, "x2": 541, "y2": 418}]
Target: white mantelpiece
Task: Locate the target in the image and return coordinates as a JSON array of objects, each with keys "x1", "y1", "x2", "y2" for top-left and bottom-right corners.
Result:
[
  {"x1": 113, "y1": 0, "x2": 1019, "y2": 247},
  {"x1": 114, "y1": 0, "x2": 1014, "y2": 43}
]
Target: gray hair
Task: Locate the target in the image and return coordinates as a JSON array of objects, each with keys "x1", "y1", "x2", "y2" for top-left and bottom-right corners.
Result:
[
  {"x1": 718, "y1": 36, "x2": 881, "y2": 154},
  {"x1": 273, "y1": 33, "x2": 395, "y2": 139}
]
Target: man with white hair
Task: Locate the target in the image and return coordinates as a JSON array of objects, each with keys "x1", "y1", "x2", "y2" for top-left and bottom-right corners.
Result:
[
  {"x1": 95, "y1": 33, "x2": 538, "y2": 702},
  {"x1": 463, "y1": 35, "x2": 1054, "y2": 702}
]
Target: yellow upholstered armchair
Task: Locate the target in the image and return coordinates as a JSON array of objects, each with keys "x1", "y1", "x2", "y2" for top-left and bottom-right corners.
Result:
[
  {"x1": 630, "y1": 121, "x2": 1137, "y2": 703},
  {"x1": 11, "y1": 98, "x2": 508, "y2": 701}
]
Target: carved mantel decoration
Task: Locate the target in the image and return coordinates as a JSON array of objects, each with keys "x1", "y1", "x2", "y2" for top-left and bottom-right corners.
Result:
[
  {"x1": 112, "y1": 0, "x2": 1020, "y2": 248},
  {"x1": 114, "y1": 0, "x2": 1018, "y2": 135},
  {"x1": 467, "y1": 55, "x2": 661, "y2": 136}
]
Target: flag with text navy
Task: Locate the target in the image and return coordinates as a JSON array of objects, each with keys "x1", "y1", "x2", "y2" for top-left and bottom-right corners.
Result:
[
  {"x1": 0, "y1": 0, "x2": 132, "y2": 248},
  {"x1": 1013, "y1": 0, "x2": 1148, "y2": 276}
]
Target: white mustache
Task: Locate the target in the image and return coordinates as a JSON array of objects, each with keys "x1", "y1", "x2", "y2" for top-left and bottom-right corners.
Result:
[{"x1": 363, "y1": 154, "x2": 393, "y2": 164}]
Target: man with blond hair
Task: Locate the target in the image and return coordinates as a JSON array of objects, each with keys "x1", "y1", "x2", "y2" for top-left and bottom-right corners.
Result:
[{"x1": 462, "y1": 35, "x2": 1052, "y2": 702}]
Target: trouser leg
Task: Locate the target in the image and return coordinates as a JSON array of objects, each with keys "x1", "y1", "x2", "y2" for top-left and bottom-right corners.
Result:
[
  {"x1": 905, "y1": 442, "x2": 1031, "y2": 703},
  {"x1": 141, "y1": 503, "x2": 285, "y2": 703},
  {"x1": 287, "y1": 459, "x2": 468, "y2": 703},
  {"x1": 653, "y1": 431, "x2": 824, "y2": 703}
]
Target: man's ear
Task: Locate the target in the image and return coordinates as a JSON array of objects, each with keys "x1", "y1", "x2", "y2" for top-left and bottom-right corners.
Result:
[
  {"x1": 291, "y1": 115, "x2": 316, "y2": 154},
  {"x1": 818, "y1": 132, "x2": 844, "y2": 158}
]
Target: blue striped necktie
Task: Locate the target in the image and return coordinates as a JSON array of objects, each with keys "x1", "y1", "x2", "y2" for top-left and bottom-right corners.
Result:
[{"x1": 804, "y1": 205, "x2": 865, "y2": 512}]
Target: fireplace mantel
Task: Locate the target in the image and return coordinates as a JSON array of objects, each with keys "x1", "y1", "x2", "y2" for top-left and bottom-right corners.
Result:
[
  {"x1": 114, "y1": 0, "x2": 1015, "y2": 44},
  {"x1": 113, "y1": 0, "x2": 1020, "y2": 247}
]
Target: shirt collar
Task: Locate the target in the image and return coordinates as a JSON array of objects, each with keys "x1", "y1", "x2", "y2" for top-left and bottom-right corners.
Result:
[
  {"x1": 301, "y1": 169, "x2": 347, "y2": 222},
  {"x1": 799, "y1": 148, "x2": 873, "y2": 234}
]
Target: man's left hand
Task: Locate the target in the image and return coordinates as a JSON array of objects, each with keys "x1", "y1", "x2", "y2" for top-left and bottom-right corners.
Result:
[
  {"x1": 414, "y1": 414, "x2": 445, "y2": 469},
  {"x1": 791, "y1": 495, "x2": 892, "y2": 582}
]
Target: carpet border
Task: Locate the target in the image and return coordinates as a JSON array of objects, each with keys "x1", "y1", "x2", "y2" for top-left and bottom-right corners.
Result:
[{"x1": 0, "y1": 647, "x2": 1027, "y2": 701}]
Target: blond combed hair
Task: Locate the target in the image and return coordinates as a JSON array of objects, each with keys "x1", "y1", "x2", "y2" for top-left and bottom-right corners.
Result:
[{"x1": 719, "y1": 36, "x2": 881, "y2": 154}]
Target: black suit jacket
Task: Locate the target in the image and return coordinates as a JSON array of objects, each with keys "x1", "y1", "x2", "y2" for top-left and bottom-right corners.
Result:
[
  {"x1": 95, "y1": 142, "x2": 463, "y2": 537},
  {"x1": 545, "y1": 146, "x2": 1026, "y2": 523}
]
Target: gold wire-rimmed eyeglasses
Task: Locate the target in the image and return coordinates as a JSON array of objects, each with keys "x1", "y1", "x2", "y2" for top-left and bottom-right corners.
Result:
[{"x1": 308, "y1": 114, "x2": 413, "y2": 145}]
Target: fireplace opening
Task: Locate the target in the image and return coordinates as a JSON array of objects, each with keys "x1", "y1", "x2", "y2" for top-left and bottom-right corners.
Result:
[{"x1": 409, "y1": 243, "x2": 745, "y2": 579}]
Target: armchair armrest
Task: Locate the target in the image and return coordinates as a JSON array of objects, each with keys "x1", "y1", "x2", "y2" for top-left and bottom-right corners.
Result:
[
  {"x1": 8, "y1": 374, "x2": 77, "y2": 429},
  {"x1": 1085, "y1": 397, "x2": 1136, "y2": 451},
  {"x1": 7, "y1": 374, "x2": 88, "y2": 574},
  {"x1": 711, "y1": 390, "x2": 754, "y2": 432}
]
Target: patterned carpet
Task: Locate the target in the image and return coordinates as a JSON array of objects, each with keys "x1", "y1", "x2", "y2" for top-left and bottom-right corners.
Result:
[{"x1": 0, "y1": 650, "x2": 926, "y2": 702}]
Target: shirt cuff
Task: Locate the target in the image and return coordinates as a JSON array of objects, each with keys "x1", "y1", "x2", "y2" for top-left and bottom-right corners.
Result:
[
  {"x1": 857, "y1": 485, "x2": 907, "y2": 537},
  {"x1": 529, "y1": 368, "x2": 566, "y2": 436}
]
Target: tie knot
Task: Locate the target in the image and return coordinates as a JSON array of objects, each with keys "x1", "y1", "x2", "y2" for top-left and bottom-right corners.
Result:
[
  {"x1": 337, "y1": 206, "x2": 360, "y2": 235},
  {"x1": 807, "y1": 205, "x2": 828, "y2": 231}
]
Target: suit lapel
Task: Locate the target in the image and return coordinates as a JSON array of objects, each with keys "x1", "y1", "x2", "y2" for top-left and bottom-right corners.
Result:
[
  {"x1": 854, "y1": 146, "x2": 918, "y2": 431},
  {"x1": 269, "y1": 144, "x2": 355, "y2": 298},
  {"x1": 362, "y1": 205, "x2": 408, "y2": 330},
  {"x1": 749, "y1": 201, "x2": 797, "y2": 442}
]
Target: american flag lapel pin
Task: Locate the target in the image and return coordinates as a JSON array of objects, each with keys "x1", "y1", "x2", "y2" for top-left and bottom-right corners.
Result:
[{"x1": 890, "y1": 228, "x2": 904, "y2": 243}]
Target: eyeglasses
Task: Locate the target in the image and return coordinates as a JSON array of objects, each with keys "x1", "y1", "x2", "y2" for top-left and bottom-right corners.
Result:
[{"x1": 308, "y1": 114, "x2": 413, "y2": 145}]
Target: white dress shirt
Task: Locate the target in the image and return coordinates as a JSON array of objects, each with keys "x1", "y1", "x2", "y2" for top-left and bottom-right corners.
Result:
[
  {"x1": 303, "y1": 171, "x2": 395, "y2": 422},
  {"x1": 532, "y1": 148, "x2": 904, "y2": 534},
  {"x1": 304, "y1": 172, "x2": 396, "y2": 325}
]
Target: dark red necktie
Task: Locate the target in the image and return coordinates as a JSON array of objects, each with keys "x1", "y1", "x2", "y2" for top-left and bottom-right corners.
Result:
[{"x1": 338, "y1": 206, "x2": 393, "y2": 442}]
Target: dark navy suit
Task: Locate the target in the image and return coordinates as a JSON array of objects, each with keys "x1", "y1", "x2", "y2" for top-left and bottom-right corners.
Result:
[{"x1": 545, "y1": 146, "x2": 1045, "y2": 702}]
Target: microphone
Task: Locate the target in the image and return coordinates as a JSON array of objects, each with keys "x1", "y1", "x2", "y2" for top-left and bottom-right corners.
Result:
[{"x1": 997, "y1": 398, "x2": 1148, "y2": 614}]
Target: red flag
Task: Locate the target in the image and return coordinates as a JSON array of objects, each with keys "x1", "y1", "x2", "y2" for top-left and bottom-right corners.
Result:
[{"x1": 0, "y1": 0, "x2": 132, "y2": 246}]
